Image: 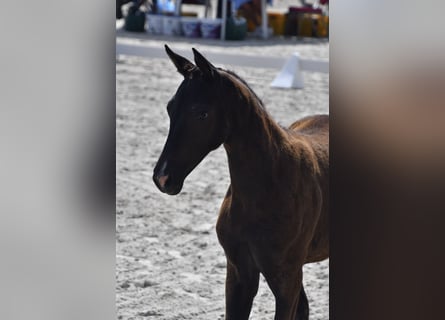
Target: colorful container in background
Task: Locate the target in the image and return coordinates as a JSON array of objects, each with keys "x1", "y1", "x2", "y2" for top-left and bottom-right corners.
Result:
[
  {"x1": 125, "y1": 9, "x2": 146, "y2": 32},
  {"x1": 297, "y1": 13, "x2": 329, "y2": 38},
  {"x1": 267, "y1": 12, "x2": 286, "y2": 35},
  {"x1": 314, "y1": 15, "x2": 329, "y2": 37},
  {"x1": 163, "y1": 16, "x2": 181, "y2": 36},
  {"x1": 298, "y1": 13, "x2": 313, "y2": 37},
  {"x1": 146, "y1": 14, "x2": 163, "y2": 34},
  {"x1": 181, "y1": 17, "x2": 201, "y2": 38},
  {"x1": 225, "y1": 16, "x2": 247, "y2": 40},
  {"x1": 200, "y1": 19, "x2": 222, "y2": 39},
  {"x1": 285, "y1": 6, "x2": 324, "y2": 37}
]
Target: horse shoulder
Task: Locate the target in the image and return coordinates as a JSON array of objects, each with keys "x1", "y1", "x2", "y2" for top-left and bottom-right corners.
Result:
[
  {"x1": 216, "y1": 186, "x2": 257, "y2": 269},
  {"x1": 216, "y1": 186, "x2": 237, "y2": 252}
]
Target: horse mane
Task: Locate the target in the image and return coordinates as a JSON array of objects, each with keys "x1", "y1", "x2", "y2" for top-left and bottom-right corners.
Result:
[
  {"x1": 218, "y1": 68, "x2": 289, "y2": 154},
  {"x1": 220, "y1": 69, "x2": 266, "y2": 111}
]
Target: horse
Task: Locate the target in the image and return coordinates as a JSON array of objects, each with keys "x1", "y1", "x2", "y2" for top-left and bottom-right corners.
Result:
[{"x1": 153, "y1": 45, "x2": 329, "y2": 320}]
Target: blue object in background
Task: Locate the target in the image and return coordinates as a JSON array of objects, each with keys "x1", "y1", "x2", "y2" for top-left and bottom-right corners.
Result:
[{"x1": 157, "y1": 0, "x2": 176, "y2": 14}]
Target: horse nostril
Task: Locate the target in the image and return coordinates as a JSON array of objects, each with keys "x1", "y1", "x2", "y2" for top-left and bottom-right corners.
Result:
[{"x1": 158, "y1": 175, "x2": 169, "y2": 189}]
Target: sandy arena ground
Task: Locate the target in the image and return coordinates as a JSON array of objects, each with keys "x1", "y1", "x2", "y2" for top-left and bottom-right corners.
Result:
[{"x1": 116, "y1": 35, "x2": 329, "y2": 319}]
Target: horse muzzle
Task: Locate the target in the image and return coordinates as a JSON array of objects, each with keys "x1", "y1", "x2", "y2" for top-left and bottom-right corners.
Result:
[{"x1": 153, "y1": 171, "x2": 183, "y2": 195}]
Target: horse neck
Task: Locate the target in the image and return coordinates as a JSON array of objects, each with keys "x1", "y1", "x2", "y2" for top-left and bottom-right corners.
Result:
[{"x1": 221, "y1": 72, "x2": 290, "y2": 196}]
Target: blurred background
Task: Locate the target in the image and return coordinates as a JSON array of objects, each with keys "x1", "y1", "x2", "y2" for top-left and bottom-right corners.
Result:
[
  {"x1": 331, "y1": 1, "x2": 445, "y2": 319},
  {"x1": 0, "y1": 2, "x2": 115, "y2": 320}
]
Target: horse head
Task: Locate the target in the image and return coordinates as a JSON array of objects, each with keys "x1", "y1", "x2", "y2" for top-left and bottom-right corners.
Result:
[{"x1": 153, "y1": 45, "x2": 230, "y2": 195}]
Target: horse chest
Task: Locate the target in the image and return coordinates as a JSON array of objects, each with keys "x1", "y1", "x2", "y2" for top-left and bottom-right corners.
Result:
[{"x1": 216, "y1": 196, "x2": 301, "y2": 267}]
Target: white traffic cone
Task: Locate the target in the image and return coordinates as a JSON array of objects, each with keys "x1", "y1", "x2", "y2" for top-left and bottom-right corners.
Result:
[{"x1": 271, "y1": 53, "x2": 304, "y2": 89}]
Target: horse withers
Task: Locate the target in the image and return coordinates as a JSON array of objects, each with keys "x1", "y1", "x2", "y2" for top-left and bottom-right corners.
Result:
[{"x1": 153, "y1": 45, "x2": 329, "y2": 320}]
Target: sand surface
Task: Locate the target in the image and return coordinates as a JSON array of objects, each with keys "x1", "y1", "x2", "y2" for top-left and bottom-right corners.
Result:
[{"x1": 116, "y1": 38, "x2": 329, "y2": 319}]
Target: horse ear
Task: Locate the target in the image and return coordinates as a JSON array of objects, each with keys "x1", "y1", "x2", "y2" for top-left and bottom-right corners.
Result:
[
  {"x1": 165, "y1": 44, "x2": 195, "y2": 77},
  {"x1": 192, "y1": 48, "x2": 218, "y2": 78}
]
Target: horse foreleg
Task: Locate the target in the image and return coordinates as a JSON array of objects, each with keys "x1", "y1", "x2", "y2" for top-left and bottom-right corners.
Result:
[
  {"x1": 224, "y1": 259, "x2": 260, "y2": 320},
  {"x1": 265, "y1": 267, "x2": 304, "y2": 320},
  {"x1": 296, "y1": 285, "x2": 309, "y2": 320}
]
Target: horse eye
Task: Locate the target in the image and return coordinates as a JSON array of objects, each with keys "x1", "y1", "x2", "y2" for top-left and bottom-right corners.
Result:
[{"x1": 198, "y1": 112, "x2": 208, "y2": 120}]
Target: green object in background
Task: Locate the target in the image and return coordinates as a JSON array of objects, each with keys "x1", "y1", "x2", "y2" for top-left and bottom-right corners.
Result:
[
  {"x1": 124, "y1": 7, "x2": 146, "y2": 32},
  {"x1": 225, "y1": 17, "x2": 247, "y2": 40}
]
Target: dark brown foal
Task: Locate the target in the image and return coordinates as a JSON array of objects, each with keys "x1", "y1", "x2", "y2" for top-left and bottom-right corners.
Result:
[{"x1": 153, "y1": 45, "x2": 329, "y2": 320}]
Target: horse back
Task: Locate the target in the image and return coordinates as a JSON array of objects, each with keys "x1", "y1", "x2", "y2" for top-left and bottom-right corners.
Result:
[
  {"x1": 287, "y1": 114, "x2": 329, "y2": 170},
  {"x1": 288, "y1": 114, "x2": 329, "y2": 136},
  {"x1": 287, "y1": 114, "x2": 329, "y2": 166}
]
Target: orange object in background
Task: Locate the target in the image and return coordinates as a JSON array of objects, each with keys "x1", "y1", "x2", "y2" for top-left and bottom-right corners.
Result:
[
  {"x1": 267, "y1": 12, "x2": 286, "y2": 35},
  {"x1": 298, "y1": 13, "x2": 312, "y2": 37},
  {"x1": 297, "y1": 13, "x2": 329, "y2": 38},
  {"x1": 286, "y1": 6, "x2": 328, "y2": 38},
  {"x1": 246, "y1": 18, "x2": 256, "y2": 32},
  {"x1": 315, "y1": 15, "x2": 329, "y2": 37}
]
